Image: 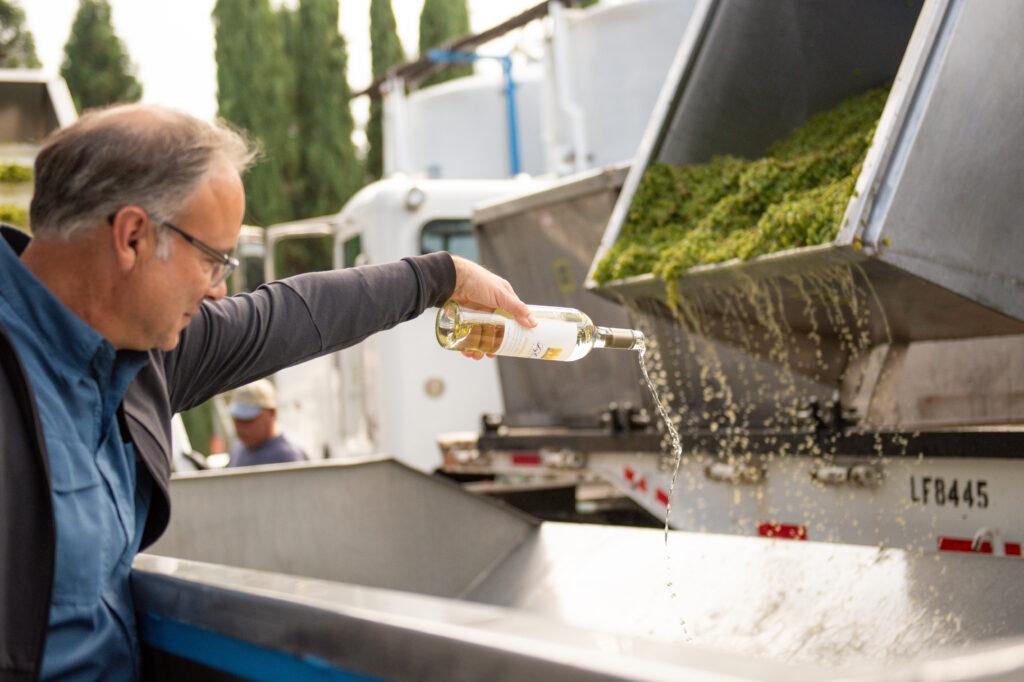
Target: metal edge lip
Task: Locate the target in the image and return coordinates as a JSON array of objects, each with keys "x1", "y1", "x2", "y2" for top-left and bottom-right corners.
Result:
[
  {"x1": 839, "y1": 0, "x2": 958, "y2": 250},
  {"x1": 169, "y1": 456, "x2": 544, "y2": 527},
  {"x1": 132, "y1": 553, "x2": 824, "y2": 682},
  {"x1": 590, "y1": 243, "x2": 869, "y2": 302},
  {"x1": 472, "y1": 164, "x2": 630, "y2": 225}
]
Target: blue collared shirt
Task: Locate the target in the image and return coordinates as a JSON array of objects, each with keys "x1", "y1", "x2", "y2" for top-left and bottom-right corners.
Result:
[{"x1": 0, "y1": 234, "x2": 151, "y2": 680}]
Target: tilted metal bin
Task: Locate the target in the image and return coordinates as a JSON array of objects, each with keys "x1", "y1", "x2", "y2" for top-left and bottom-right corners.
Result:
[{"x1": 586, "y1": 0, "x2": 1024, "y2": 384}]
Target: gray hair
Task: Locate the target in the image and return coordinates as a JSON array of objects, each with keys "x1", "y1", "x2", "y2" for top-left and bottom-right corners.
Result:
[{"x1": 30, "y1": 103, "x2": 259, "y2": 248}]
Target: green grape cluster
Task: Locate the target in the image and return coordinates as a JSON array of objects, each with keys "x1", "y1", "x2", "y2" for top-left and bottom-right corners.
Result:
[{"x1": 593, "y1": 87, "x2": 888, "y2": 290}]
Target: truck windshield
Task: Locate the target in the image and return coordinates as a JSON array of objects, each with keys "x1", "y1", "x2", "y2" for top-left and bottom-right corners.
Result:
[{"x1": 420, "y1": 219, "x2": 478, "y2": 262}]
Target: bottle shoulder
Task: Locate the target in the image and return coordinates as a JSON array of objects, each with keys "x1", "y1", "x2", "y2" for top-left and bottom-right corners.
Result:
[{"x1": 527, "y1": 305, "x2": 592, "y2": 327}]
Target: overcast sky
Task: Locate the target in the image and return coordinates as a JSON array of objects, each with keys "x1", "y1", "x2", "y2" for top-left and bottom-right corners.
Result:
[{"x1": 23, "y1": 0, "x2": 543, "y2": 133}]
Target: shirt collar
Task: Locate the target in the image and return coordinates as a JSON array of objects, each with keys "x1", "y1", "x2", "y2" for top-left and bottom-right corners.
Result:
[{"x1": 0, "y1": 225, "x2": 148, "y2": 374}]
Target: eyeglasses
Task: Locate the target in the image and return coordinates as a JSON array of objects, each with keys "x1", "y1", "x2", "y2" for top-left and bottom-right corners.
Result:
[
  {"x1": 107, "y1": 211, "x2": 239, "y2": 288},
  {"x1": 160, "y1": 221, "x2": 239, "y2": 288}
]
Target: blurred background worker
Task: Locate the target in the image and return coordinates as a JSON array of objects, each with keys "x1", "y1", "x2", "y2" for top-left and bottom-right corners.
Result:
[{"x1": 227, "y1": 379, "x2": 308, "y2": 467}]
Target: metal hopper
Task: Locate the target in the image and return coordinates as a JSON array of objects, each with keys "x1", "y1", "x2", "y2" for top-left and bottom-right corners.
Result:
[
  {"x1": 138, "y1": 460, "x2": 1024, "y2": 680},
  {"x1": 586, "y1": 0, "x2": 1024, "y2": 384}
]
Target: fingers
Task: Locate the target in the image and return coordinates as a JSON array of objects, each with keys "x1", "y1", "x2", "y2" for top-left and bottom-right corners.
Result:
[
  {"x1": 499, "y1": 289, "x2": 537, "y2": 329},
  {"x1": 460, "y1": 350, "x2": 496, "y2": 360},
  {"x1": 450, "y1": 255, "x2": 537, "y2": 328}
]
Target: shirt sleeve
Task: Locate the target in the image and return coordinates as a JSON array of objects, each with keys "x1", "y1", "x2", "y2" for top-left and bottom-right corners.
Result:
[{"x1": 163, "y1": 252, "x2": 456, "y2": 412}]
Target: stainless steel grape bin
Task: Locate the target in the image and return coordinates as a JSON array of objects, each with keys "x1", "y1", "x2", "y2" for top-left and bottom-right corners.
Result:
[{"x1": 586, "y1": 0, "x2": 1024, "y2": 382}]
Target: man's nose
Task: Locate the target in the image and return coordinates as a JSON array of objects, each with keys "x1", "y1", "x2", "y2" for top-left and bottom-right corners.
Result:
[{"x1": 205, "y1": 279, "x2": 228, "y2": 301}]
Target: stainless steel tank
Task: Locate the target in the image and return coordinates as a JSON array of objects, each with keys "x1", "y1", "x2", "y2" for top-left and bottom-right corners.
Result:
[{"x1": 138, "y1": 460, "x2": 1024, "y2": 681}]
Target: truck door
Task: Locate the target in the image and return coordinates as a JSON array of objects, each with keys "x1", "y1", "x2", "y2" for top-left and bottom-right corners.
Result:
[
  {"x1": 336, "y1": 233, "x2": 376, "y2": 457},
  {"x1": 368, "y1": 216, "x2": 504, "y2": 472},
  {"x1": 264, "y1": 222, "x2": 339, "y2": 459}
]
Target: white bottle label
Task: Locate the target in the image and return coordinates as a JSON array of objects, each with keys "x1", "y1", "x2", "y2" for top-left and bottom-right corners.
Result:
[{"x1": 497, "y1": 319, "x2": 577, "y2": 360}]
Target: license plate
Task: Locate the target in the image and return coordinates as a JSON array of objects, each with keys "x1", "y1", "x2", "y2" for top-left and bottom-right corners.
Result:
[{"x1": 909, "y1": 474, "x2": 990, "y2": 509}]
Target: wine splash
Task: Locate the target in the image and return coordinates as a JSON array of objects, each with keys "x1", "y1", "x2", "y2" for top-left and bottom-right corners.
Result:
[{"x1": 636, "y1": 336, "x2": 683, "y2": 545}]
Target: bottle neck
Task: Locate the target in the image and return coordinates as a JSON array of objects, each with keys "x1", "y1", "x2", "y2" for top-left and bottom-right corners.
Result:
[{"x1": 595, "y1": 326, "x2": 645, "y2": 351}]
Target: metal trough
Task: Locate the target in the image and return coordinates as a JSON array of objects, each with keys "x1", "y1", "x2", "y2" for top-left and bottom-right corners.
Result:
[
  {"x1": 586, "y1": 0, "x2": 1024, "y2": 381},
  {"x1": 137, "y1": 460, "x2": 1024, "y2": 680}
]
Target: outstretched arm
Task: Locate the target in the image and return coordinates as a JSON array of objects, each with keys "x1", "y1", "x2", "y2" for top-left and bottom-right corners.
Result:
[{"x1": 165, "y1": 251, "x2": 537, "y2": 407}]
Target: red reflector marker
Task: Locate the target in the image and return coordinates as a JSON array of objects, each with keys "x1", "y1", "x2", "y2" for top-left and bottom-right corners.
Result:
[
  {"x1": 511, "y1": 452, "x2": 542, "y2": 466},
  {"x1": 938, "y1": 537, "x2": 986, "y2": 553},
  {"x1": 937, "y1": 537, "x2": 1021, "y2": 555},
  {"x1": 758, "y1": 522, "x2": 807, "y2": 540}
]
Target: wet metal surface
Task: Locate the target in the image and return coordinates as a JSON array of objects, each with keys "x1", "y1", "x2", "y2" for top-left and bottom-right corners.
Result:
[
  {"x1": 143, "y1": 460, "x2": 1024, "y2": 680},
  {"x1": 134, "y1": 553, "x2": 828, "y2": 682},
  {"x1": 467, "y1": 523, "x2": 1024, "y2": 670}
]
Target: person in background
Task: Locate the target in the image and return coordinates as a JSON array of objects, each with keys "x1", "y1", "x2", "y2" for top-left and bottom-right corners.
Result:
[
  {"x1": 0, "y1": 102, "x2": 535, "y2": 681},
  {"x1": 226, "y1": 378, "x2": 307, "y2": 467}
]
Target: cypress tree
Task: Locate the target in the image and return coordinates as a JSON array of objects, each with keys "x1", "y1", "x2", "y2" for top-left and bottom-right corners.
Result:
[
  {"x1": 60, "y1": 0, "x2": 142, "y2": 111},
  {"x1": 418, "y1": 0, "x2": 472, "y2": 88},
  {"x1": 213, "y1": 0, "x2": 293, "y2": 225},
  {"x1": 290, "y1": 0, "x2": 362, "y2": 216},
  {"x1": 277, "y1": 5, "x2": 302, "y2": 196},
  {"x1": 0, "y1": 0, "x2": 41, "y2": 68},
  {"x1": 367, "y1": 0, "x2": 405, "y2": 180}
]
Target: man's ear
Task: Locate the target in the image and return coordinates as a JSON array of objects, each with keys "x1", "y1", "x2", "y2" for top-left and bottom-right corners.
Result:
[{"x1": 109, "y1": 206, "x2": 151, "y2": 272}]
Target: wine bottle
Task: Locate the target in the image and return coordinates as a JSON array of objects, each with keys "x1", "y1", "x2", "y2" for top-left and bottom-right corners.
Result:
[{"x1": 436, "y1": 300, "x2": 644, "y2": 362}]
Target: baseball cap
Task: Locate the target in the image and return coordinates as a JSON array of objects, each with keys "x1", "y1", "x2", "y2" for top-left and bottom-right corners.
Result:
[{"x1": 228, "y1": 379, "x2": 276, "y2": 420}]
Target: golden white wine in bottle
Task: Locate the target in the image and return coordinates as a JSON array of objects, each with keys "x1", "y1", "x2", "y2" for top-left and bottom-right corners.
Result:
[{"x1": 436, "y1": 300, "x2": 644, "y2": 361}]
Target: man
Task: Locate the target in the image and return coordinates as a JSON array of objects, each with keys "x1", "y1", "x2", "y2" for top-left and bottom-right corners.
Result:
[
  {"x1": 0, "y1": 103, "x2": 535, "y2": 681},
  {"x1": 226, "y1": 378, "x2": 307, "y2": 467}
]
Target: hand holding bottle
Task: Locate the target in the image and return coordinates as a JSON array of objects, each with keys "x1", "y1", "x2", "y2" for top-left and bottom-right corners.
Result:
[{"x1": 449, "y1": 255, "x2": 536, "y2": 359}]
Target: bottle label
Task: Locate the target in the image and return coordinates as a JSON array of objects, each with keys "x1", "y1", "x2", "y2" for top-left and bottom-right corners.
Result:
[{"x1": 497, "y1": 319, "x2": 577, "y2": 360}]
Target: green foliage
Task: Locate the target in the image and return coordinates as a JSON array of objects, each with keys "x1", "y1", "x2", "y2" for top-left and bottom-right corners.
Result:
[
  {"x1": 367, "y1": 0, "x2": 405, "y2": 180},
  {"x1": 180, "y1": 400, "x2": 215, "y2": 456},
  {"x1": 290, "y1": 0, "x2": 362, "y2": 216},
  {"x1": 593, "y1": 87, "x2": 889, "y2": 290},
  {"x1": 0, "y1": 203, "x2": 27, "y2": 227},
  {"x1": 214, "y1": 0, "x2": 294, "y2": 225},
  {"x1": 365, "y1": 99, "x2": 386, "y2": 181},
  {"x1": 215, "y1": 0, "x2": 363, "y2": 227},
  {"x1": 0, "y1": 0, "x2": 41, "y2": 68},
  {"x1": 418, "y1": 0, "x2": 472, "y2": 88},
  {"x1": 0, "y1": 162, "x2": 31, "y2": 183},
  {"x1": 60, "y1": 0, "x2": 142, "y2": 111}
]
